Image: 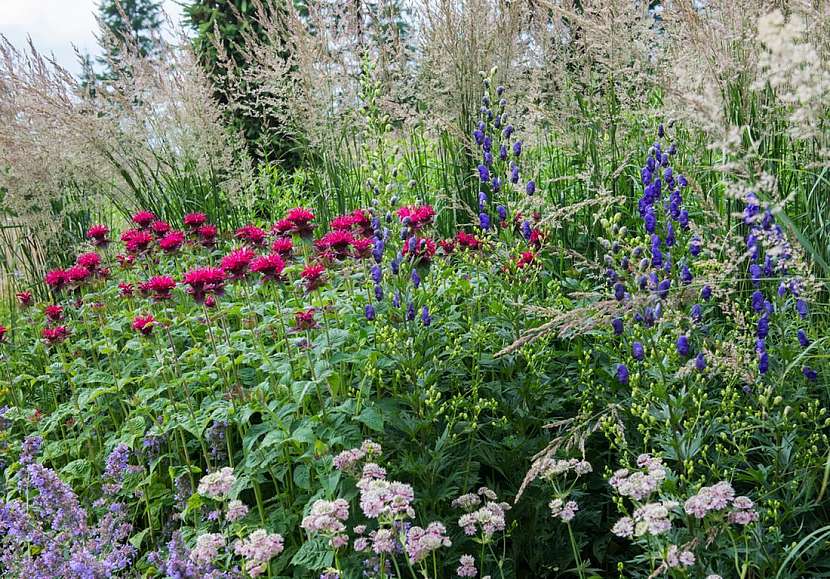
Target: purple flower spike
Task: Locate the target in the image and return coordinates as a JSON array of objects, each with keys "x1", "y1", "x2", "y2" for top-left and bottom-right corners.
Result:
[
  {"x1": 632, "y1": 342, "x2": 645, "y2": 361},
  {"x1": 616, "y1": 364, "x2": 629, "y2": 385}
]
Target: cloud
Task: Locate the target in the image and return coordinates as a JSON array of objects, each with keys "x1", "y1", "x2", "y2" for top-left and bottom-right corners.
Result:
[{"x1": 0, "y1": 0, "x2": 183, "y2": 75}]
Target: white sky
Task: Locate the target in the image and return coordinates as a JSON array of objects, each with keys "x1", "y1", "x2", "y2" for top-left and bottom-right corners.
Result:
[{"x1": 0, "y1": 0, "x2": 185, "y2": 76}]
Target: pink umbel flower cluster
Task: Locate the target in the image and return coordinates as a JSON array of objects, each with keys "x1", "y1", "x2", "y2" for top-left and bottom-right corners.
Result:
[
  {"x1": 357, "y1": 473, "x2": 415, "y2": 520},
  {"x1": 455, "y1": 488, "x2": 511, "y2": 539},
  {"x1": 405, "y1": 522, "x2": 452, "y2": 563},
  {"x1": 664, "y1": 544, "x2": 695, "y2": 569},
  {"x1": 301, "y1": 498, "x2": 350, "y2": 548},
  {"x1": 549, "y1": 499, "x2": 579, "y2": 522},
  {"x1": 197, "y1": 467, "x2": 236, "y2": 500},
  {"x1": 457, "y1": 554, "x2": 478, "y2": 577},
  {"x1": 609, "y1": 454, "x2": 667, "y2": 500},
  {"x1": 683, "y1": 481, "x2": 734, "y2": 518},
  {"x1": 233, "y1": 529, "x2": 284, "y2": 577},
  {"x1": 332, "y1": 439, "x2": 383, "y2": 473},
  {"x1": 612, "y1": 500, "x2": 677, "y2": 538},
  {"x1": 226, "y1": 499, "x2": 249, "y2": 522},
  {"x1": 190, "y1": 533, "x2": 225, "y2": 565}
]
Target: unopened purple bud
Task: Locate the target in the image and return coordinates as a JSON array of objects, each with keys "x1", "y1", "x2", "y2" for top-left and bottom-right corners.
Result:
[
  {"x1": 365, "y1": 304, "x2": 376, "y2": 321},
  {"x1": 612, "y1": 318, "x2": 623, "y2": 335},
  {"x1": 695, "y1": 352, "x2": 706, "y2": 371},
  {"x1": 374, "y1": 284, "x2": 384, "y2": 301},
  {"x1": 701, "y1": 285, "x2": 712, "y2": 301},
  {"x1": 632, "y1": 341, "x2": 645, "y2": 361},
  {"x1": 614, "y1": 283, "x2": 625, "y2": 301},
  {"x1": 406, "y1": 302, "x2": 415, "y2": 321},
  {"x1": 676, "y1": 335, "x2": 690, "y2": 357},
  {"x1": 499, "y1": 144, "x2": 508, "y2": 161},
  {"x1": 757, "y1": 316, "x2": 769, "y2": 339},
  {"x1": 421, "y1": 306, "x2": 432, "y2": 326},
  {"x1": 616, "y1": 364, "x2": 629, "y2": 385},
  {"x1": 797, "y1": 329, "x2": 810, "y2": 348},
  {"x1": 691, "y1": 303, "x2": 702, "y2": 323},
  {"x1": 479, "y1": 213, "x2": 491, "y2": 230},
  {"x1": 411, "y1": 269, "x2": 421, "y2": 289},
  {"x1": 393, "y1": 290, "x2": 401, "y2": 308},
  {"x1": 526, "y1": 180, "x2": 536, "y2": 195},
  {"x1": 657, "y1": 279, "x2": 671, "y2": 299},
  {"x1": 803, "y1": 366, "x2": 817, "y2": 381},
  {"x1": 477, "y1": 164, "x2": 490, "y2": 182},
  {"x1": 513, "y1": 140, "x2": 522, "y2": 157},
  {"x1": 796, "y1": 299, "x2": 809, "y2": 319},
  {"x1": 758, "y1": 351, "x2": 769, "y2": 374}
]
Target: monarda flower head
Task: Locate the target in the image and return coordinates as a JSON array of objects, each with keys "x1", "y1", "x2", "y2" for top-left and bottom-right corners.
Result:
[
  {"x1": 301, "y1": 264, "x2": 326, "y2": 292},
  {"x1": 65, "y1": 265, "x2": 92, "y2": 284},
  {"x1": 16, "y1": 291, "x2": 33, "y2": 307},
  {"x1": 131, "y1": 210, "x2": 156, "y2": 229},
  {"x1": 122, "y1": 229, "x2": 153, "y2": 254},
  {"x1": 197, "y1": 224, "x2": 218, "y2": 247},
  {"x1": 317, "y1": 230, "x2": 354, "y2": 259},
  {"x1": 456, "y1": 231, "x2": 481, "y2": 250},
  {"x1": 516, "y1": 251, "x2": 536, "y2": 269},
  {"x1": 235, "y1": 225, "x2": 267, "y2": 247},
  {"x1": 45, "y1": 269, "x2": 67, "y2": 291},
  {"x1": 250, "y1": 254, "x2": 286, "y2": 282},
  {"x1": 151, "y1": 220, "x2": 171, "y2": 237},
  {"x1": 271, "y1": 236, "x2": 293, "y2": 257},
  {"x1": 86, "y1": 224, "x2": 110, "y2": 246},
  {"x1": 139, "y1": 276, "x2": 176, "y2": 301},
  {"x1": 396, "y1": 205, "x2": 435, "y2": 229},
  {"x1": 132, "y1": 314, "x2": 155, "y2": 336},
  {"x1": 183, "y1": 212, "x2": 207, "y2": 229},
  {"x1": 221, "y1": 248, "x2": 256, "y2": 279},
  {"x1": 44, "y1": 304, "x2": 64, "y2": 322},
  {"x1": 294, "y1": 309, "x2": 317, "y2": 331},
  {"x1": 182, "y1": 267, "x2": 226, "y2": 303},
  {"x1": 76, "y1": 252, "x2": 101, "y2": 272},
  {"x1": 352, "y1": 238, "x2": 374, "y2": 260},
  {"x1": 158, "y1": 231, "x2": 185, "y2": 253},
  {"x1": 285, "y1": 208, "x2": 316, "y2": 236},
  {"x1": 42, "y1": 325, "x2": 69, "y2": 345}
]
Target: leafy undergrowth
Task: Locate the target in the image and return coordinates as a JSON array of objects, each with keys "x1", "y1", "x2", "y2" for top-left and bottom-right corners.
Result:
[{"x1": 1, "y1": 116, "x2": 829, "y2": 578}]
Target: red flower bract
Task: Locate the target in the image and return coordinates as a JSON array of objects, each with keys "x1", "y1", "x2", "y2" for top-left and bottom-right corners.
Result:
[
  {"x1": 76, "y1": 252, "x2": 101, "y2": 271},
  {"x1": 235, "y1": 225, "x2": 267, "y2": 247},
  {"x1": 182, "y1": 267, "x2": 226, "y2": 303},
  {"x1": 350, "y1": 209, "x2": 374, "y2": 237},
  {"x1": 294, "y1": 308, "x2": 317, "y2": 330},
  {"x1": 151, "y1": 220, "x2": 171, "y2": 236},
  {"x1": 221, "y1": 248, "x2": 256, "y2": 279},
  {"x1": 456, "y1": 231, "x2": 481, "y2": 250},
  {"x1": 132, "y1": 211, "x2": 157, "y2": 228},
  {"x1": 16, "y1": 291, "x2": 33, "y2": 307},
  {"x1": 352, "y1": 238, "x2": 374, "y2": 259},
  {"x1": 86, "y1": 224, "x2": 110, "y2": 246},
  {"x1": 516, "y1": 251, "x2": 537, "y2": 269},
  {"x1": 140, "y1": 276, "x2": 176, "y2": 301},
  {"x1": 122, "y1": 229, "x2": 154, "y2": 254},
  {"x1": 159, "y1": 231, "x2": 186, "y2": 253},
  {"x1": 397, "y1": 205, "x2": 435, "y2": 229},
  {"x1": 132, "y1": 314, "x2": 156, "y2": 336},
  {"x1": 44, "y1": 305, "x2": 64, "y2": 322},
  {"x1": 250, "y1": 254, "x2": 286, "y2": 282},
  {"x1": 45, "y1": 269, "x2": 67, "y2": 291},
  {"x1": 118, "y1": 282, "x2": 134, "y2": 297},
  {"x1": 184, "y1": 212, "x2": 207, "y2": 228},
  {"x1": 42, "y1": 325, "x2": 69, "y2": 344},
  {"x1": 301, "y1": 264, "x2": 326, "y2": 291},
  {"x1": 271, "y1": 237, "x2": 293, "y2": 257},
  {"x1": 65, "y1": 265, "x2": 91, "y2": 284},
  {"x1": 317, "y1": 230, "x2": 354, "y2": 258},
  {"x1": 330, "y1": 214, "x2": 357, "y2": 231},
  {"x1": 285, "y1": 208, "x2": 315, "y2": 236},
  {"x1": 197, "y1": 224, "x2": 218, "y2": 247}
]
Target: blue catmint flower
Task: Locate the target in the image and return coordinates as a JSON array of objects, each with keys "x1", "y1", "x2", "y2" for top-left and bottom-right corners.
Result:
[
  {"x1": 678, "y1": 175, "x2": 687, "y2": 188},
  {"x1": 660, "y1": 152, "x2": 669, "y2": 166},
  {"x1": 695, "y1": 352, "x2": 706, "y2": 371},
  {"x1": 607, "y1": 268, "x2": 618, "y2": 283},
  {"x1": 652, "y1": 248, "x2": 663, "y2": 267},
  {"x1": 510, "y1": 163, "x2": 520, "y2": 184},
  {"x1": 668, "y1": 143, "x2": 677, "y2": 155},
  {"x1": 421, "y1": 306, "x2": 432, "y2": 326},
  {"x1": 503, "y1": 125, "x2": 514, "y2": 139},
  {"x1": 678, "y1": 209, "x2": 689, "y2": 230},
  {"x1": 657, "y1": 123, "x2": 665, "y2": 137},
  {"x1": 499, "y1": 144, "x2": 508, "y2": 161},
  {"x1": 364, "y1": 304, "x2": 375, "y2": 320},
  {"x1": 392, "y1": 290, "x2": 401, "y2": 308},
  {"x1": 641, "y1": 168, "x2": 652, "y2": 185},
  {"x1": 664, "y1": 167, "x2": 673, "y2": 181},
  {"x1": 477, "y1": 164, "x2": 490, "y2": 182},
  {"x1": 526, "y1": 180, "x2": 536, "y2": 195},
  {"x1": 690, "y1": 236, "x2": 701, "y2": 257},
  {"x1": 479, "y1": 213, "x2": 491, "y2": 230},
  {"x1": 680, "y1": 264, "x2": 692, "y2": 285},
  {"x1": 612, "y1": 318, "x2": 623, "y2": 335},
  {"x1": 496, "y1": 85, "x2": 505, "y2": 96},
  {"x1": 797, "y1": 329, "x2": 810, "y2": 348},
  {"x1": 491, "y1": 176, "x2": 501, "y2": 192},
  {"x1": 407, "y1": 236, "x2": 417, "y2": 254},
  {"x1": 632, "y1": 341, "x2": 645, "y2": 361},
  {"x1": 473, "y1": 129, "x2": 484, "y2": 145},
  {"x1": 411, "y1": 269, "x2": 421, "y2": 289},
  {"x1": 521, "y1": 220, "x2": 532, "y2": 240},
  {"x1": 616, "y1": 363, "x2": 629, "y2": 385},
  {"x1": 803, "y1": 366, "x2": 818, "y2": 381},
  {"x1": 371, "y1": 265, "x2": 382, "y2": 284},
  {"x1": 666, "y1": 223, "x2": 676, "y2": 247},
  {"x1": 778, "y1": 282, "x2": 787, "y2": 298},
  {"x1": 374, "y1": 284, "x2": 383, "y2": 301},
  {"x1": 701, "y1": 285, "x2": 712, "y2": 301},
  {"x1": 755, "y1": 337, "x2": 766, "y2": 353},
  {"x1": 657, "y1": 278, "x2": 671, "y2": 299},
  {"x1": 484, "y1": 151, "x2": 493, "y2": 167},
  {"x1": 406, "y1": 302, "x2": 415, "y2": 321},
  {"x1": 479, "y1": 191, "x2": 488, "y2": 211},
  {"x1": 614, "y1": 283, "x2": 625, "y2": 301},
  {"x1": 796, "y1": 299, "x2": 809, "y2": 319},
  {"x1": 497, "y1": 205, "x2": 507, "y2": 221},
  {"x1": 391, "y1": 255, "x2": 401, "y2": 275},
  {"x1": 482, "y1": 135, "x2": 492, "y2": 152},
  {"x1": 676, "y1": 335, "x2": 690, "y2": 357},
  {"x1": 513, "y1": 140, "x2": 522, "y2": 157},
  {"x1": 638, "y1": 275, "x2": 648, "y2": 290}
]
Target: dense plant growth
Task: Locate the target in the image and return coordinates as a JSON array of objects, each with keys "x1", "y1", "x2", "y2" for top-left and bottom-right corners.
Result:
[{"x1": 1, "y1": 1, "x2": 830, "y2": 578}]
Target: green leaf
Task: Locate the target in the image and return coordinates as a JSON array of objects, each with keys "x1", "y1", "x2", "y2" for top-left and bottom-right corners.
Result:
[
  {"x1": 289, "y1": 538, "x2": 333, "y2": 571},
  {"x1": 355, "y1": 405, "x2": 384, "y2": 432}
]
